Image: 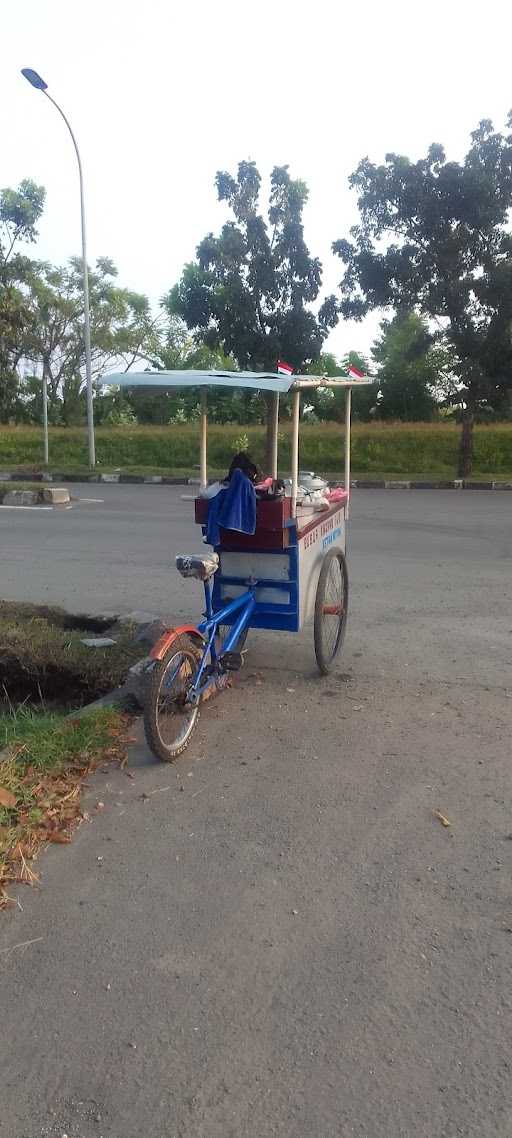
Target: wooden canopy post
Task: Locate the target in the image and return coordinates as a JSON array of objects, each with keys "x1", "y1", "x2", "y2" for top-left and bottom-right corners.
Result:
[
  {"x1": 291, "y1": 390, "x2": 300, "y2": 518},
  {"x1": 270, "y1": 392, "x2": 279, "y2": 480},
  {"x1": 344, "y1": 386, "x2": 352, "y2": 519}
]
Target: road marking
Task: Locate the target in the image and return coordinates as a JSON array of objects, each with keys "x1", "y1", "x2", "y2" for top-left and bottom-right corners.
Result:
[
  {"x1": 78, "y1": 497, "x2": 105, "y2": 503},
  {"x1": 0, "y1": 505, "x2": 52, "y2": 511}
]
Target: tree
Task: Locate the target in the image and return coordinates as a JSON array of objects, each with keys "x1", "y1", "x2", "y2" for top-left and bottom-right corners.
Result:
[
  {"x1": 166, "y1": 161, "x2": 338, "y2": 461},
  {"x1": 304, "y1": 351, "x2": 377, "y2": 422},
  {"x1": 0, "y1": 179, "x2": 45, "y2": 421},
  {"x1": 372, "y1": 312, "x2": 447, "y2": 420},
  {"x1": 333, "y1": 116, "x2": 512, "y2": 473},
  {"x1": 24, "y1": 257, "x2": 161, "y2": 424},
  {"x1": 125, "y1": 314, "x2": 241, "y2": 425},
  {"x1": 342, "y1": 351, "x2": 378, "y2": 421}
]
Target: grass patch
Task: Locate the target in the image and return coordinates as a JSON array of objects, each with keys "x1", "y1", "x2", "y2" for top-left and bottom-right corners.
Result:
[
  {"x1": 1, "y1": 422, "x2": 512, "y2": 478},
  {"x1": 0, "y1": 601, "x2": 141, "y2": 707},
  {"x1": 0, "y1": 706, "x2": 129, "y2": 908}
]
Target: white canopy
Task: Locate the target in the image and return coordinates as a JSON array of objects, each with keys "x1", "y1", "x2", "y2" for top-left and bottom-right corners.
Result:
[
  {"x1": 100, "y1": 369, "x2": 372, "y2": 393},
  {"x1": 100, "y1": 367, "x2": 371, "y2": 519}
]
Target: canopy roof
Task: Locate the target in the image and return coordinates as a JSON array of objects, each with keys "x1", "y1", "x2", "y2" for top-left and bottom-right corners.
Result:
[{"x1": 100, "y1": 369, "x2": 372, "y2": 394}]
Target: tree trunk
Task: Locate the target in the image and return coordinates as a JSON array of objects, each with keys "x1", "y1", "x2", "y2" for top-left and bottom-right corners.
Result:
[{"x1": 458, "y1": 410, "x2": 474, "y2": 479}]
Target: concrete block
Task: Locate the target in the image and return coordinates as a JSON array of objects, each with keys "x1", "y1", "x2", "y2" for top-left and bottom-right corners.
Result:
[
  {"x1": 100, "y1": 473, "x2": 120, "y2": 483},
  {"x1": 43, "y1": 487, "x2": 70, "y2": 504},
  {"x1": 80, "y1": 637, "x2": 116, "y2": 648},
  {"x1": 385, "y1": 480, "x2": 411, "y2": 490},
  {"x1": 143, "y1": 475, "x2": 163, "y2": 484}
]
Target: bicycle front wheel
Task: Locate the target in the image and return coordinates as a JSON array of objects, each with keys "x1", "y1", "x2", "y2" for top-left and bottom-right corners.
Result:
[{"x1": 144, "y1": 635, "x2": 201, "y2": 761}]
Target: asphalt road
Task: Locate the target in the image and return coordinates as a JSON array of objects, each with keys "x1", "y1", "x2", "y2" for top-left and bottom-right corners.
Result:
[{"x1": 1, "y1": 488, "x2": 512, "y2": 1138}]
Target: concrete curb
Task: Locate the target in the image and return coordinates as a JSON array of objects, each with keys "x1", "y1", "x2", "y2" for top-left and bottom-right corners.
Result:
[
  {"x1": 352, "y1": 479, "x2": 512, "y2": 491},
  {"x1": 333, "y1": 478, "x2": 512, "y2": 491},
  {"x1": 0, "y1": 485, "x2": 71, "y2": 507},
  {"x1": 2, "y1": 471, "x2": 512, "y2": 491}
]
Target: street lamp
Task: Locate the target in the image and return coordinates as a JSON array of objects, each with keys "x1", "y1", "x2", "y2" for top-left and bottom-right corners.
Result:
[{"x1": 21, "y1": 67, "x2": 96, "y2": 466}]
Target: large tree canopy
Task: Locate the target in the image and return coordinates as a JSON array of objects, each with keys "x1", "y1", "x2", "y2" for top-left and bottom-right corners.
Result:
[
  {"x1": 333, "y1": 116, "x2": 512, "y2": 469},
  {"x1": 167, "y1": 161, "x2": 338, "y2": 372},
  {"x1": 373, "y1": 312, "x2": 453, "y2": 421}
]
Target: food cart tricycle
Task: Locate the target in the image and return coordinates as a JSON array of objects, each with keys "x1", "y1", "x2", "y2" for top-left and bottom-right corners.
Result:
[{"x1": 103, "y1": 369, "x2": 370, "y2": 760}]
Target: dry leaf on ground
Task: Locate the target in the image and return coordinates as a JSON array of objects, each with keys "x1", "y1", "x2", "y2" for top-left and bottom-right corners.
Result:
[{"x1": 0, "y1": 787, "x2": 17, "y2": 809}]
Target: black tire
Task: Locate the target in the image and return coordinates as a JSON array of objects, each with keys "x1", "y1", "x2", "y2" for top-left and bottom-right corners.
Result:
[
  {"x1": 314, "y1": 550, "x2": 349, "y2": 675},
  {"x1": 144, "y1": 635, "x2": 201, "y2": 761}
]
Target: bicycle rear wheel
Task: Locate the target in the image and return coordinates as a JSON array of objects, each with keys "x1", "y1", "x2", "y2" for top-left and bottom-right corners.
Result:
[{"x1": 144, "y1": 635, "x2": 201, "y2": 761}]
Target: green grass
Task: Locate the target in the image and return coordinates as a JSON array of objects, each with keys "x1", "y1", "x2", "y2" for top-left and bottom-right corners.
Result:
[
  {"x1": 0, "y1": 706, "x2": 128, "y2": 907},
  {"x1": 0, "y1": 706, "x2": 118, "y2": 766},
  {"x1": 1, "y1": 421, "x2": 512, "y2": 478}
]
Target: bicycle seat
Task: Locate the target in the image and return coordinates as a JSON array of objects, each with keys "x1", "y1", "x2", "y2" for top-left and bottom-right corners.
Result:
[{"x1": 176, "y1": 553, "x2": 219, "y2": 581}]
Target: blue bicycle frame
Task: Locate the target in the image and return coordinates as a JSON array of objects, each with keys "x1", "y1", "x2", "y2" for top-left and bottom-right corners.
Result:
[{"x1": 188, "y1": 578, "x2": 256, "y2": 701}]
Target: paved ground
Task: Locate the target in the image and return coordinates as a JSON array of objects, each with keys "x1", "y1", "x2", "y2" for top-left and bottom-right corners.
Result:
[{"x1": 1, "y1": 488, "x2": 511, "y2": 1138}]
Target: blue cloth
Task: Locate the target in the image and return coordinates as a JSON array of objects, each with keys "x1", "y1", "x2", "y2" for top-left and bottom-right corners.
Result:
[{"x1": 206, "y1": 468, "x2": 256, "y2": 546}]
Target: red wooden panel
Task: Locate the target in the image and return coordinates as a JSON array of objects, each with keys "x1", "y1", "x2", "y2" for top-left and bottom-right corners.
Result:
[
  {"x1": 216, "y1": 527, "x2": 290, "y2": 551},
  {"x1": 194, "y1": 495, "x2": 292, "y2": 532}
]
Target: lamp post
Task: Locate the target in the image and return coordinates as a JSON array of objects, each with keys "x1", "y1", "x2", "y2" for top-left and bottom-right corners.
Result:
[{"x1": 21, "y1": 67, "x2": 96, "y2": 467}]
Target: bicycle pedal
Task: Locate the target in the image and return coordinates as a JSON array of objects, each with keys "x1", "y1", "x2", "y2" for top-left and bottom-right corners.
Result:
[{"x1": 219, "y1": 651, "x2": 244, "y2": 672}]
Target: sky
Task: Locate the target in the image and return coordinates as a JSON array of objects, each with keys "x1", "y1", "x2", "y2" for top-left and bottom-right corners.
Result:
[{"x1": 3, "y1": 0, "x2": 512, "y2": 365}]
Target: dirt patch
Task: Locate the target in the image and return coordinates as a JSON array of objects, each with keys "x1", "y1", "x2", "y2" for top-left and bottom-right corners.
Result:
[{"x1": 0, "y1": 601, "x2": 140, "y2": 707}]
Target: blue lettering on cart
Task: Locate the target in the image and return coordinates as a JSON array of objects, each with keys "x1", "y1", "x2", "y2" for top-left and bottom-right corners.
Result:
[{"x1": 322, "y1": 526, "x2": 342, "y2": 550}]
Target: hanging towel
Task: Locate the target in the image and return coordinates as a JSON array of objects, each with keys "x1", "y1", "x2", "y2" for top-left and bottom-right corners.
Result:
[{"x1": 206, "y1": 468, "x2": 256, "y2": 546}]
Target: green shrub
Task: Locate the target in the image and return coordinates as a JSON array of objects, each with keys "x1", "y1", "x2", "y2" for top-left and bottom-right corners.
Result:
[{"x1": 1, "y1": 422, "x2": 511, "y2": 476}]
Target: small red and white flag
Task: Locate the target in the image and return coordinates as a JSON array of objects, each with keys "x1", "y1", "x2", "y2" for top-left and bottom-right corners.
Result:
[
  {"x1": 277, "y1": 359, "x2": 293, "y2": 376},
  {"x1": 347, "y1": 363, "x2": 365, "y2": 381}
]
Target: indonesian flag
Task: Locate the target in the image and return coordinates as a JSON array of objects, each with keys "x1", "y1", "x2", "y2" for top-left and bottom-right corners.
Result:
[
  {"x1": 348, "y1": 363, "x2": 365, "y2": 381},
  {"x1": 277, "y1": 359, "x2": 293, "y2": 375}
]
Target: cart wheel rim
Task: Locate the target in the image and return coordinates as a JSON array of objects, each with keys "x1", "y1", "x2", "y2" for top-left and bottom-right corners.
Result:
[
  {"x1": 323, "y1": 558, "x2": 344, "y2": 657},
  {"x1": 314, "y1": 551, "x2": 348, "y2": 673}
]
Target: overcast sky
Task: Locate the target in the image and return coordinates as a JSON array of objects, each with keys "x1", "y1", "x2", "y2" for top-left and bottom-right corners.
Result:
[{"x1": 3, "y1": 0, "x2": 512, "y2": 364}]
